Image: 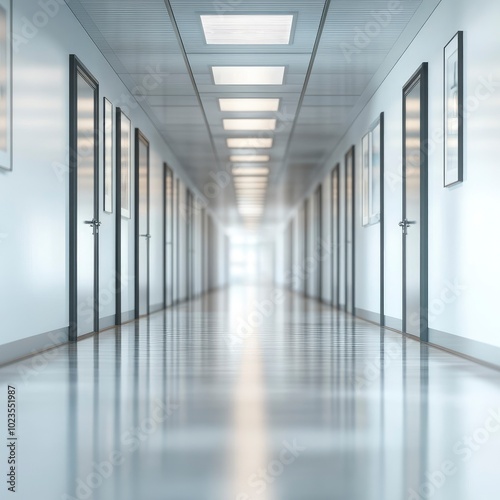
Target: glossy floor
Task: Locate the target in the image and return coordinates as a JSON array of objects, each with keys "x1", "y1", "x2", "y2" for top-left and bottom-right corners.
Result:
[{"x1": 2, "y1": 286, "x2": 500, "y2": 500}]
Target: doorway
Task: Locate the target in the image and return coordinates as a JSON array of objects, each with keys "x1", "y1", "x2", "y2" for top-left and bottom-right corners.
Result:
[
  {"x1": 164, "y1": 164, "x2": 174, "y2": 308},
  {"x1": 345, "y1": 146, "x2": 355, "y2": 314},
  {"x1": 69, "y1": 55, "x2": 100, "y2": 340},
  {"x1": 331, "y1": 164, "x2": 340, "y2": 308},
  {"x1": 401, "y1": 63, "x2": 428, "y2": 340},
  {"x1": 135, "y1": 129, "x2": 150, "y2": 318}
]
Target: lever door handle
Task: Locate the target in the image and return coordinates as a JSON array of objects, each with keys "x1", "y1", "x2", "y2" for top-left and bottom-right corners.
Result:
[
  {"x1": 84, "y1": 219, "x2": 101, "y2": 226},
  {"x1": 398, "y1": 219, "x2": 416, "y2": 226},
  {"x1": 140, "y1": 234, "x2": 152, "y2": 239},
  {"x1": 398, "y1": 219, "x2": 416, "y2": 234},
  {"x1": 84, "y1": 219, "x2": 101, "y2": 235}
]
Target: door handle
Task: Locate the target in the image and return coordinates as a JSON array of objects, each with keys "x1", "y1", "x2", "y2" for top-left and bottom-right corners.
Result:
[
  {"x1": 140, "y1": 234, "x2": 152, "y2": 239},
  {"x1": 398, "y1": 219, "x2": 416, "y2": 235},
  {"x1": 84, "y1": 219, "x2": 101, "y2": 234},
  {"x1": 84, "y1": 219, "x2": 101, "y2": 226}
]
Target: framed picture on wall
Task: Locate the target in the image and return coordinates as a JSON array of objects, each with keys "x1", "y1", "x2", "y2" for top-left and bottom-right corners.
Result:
[
  {"x1": 0, "y1": 0, "x2": 12, "y2": 172},
  {"x1": 103, "y1": 98, "x2": 114, "y2": 213},
  {"x1": 120, "y1": 112, "x2": 132, "y2": 219},
  {"x1": 362, "y1": 113, "x2": 383, "y2": 226},
  {"x1": 444, "y1": 31, "x2": 463, "y2": 187}
]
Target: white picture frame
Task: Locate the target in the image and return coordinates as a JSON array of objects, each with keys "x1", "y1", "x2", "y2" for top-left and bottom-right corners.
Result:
[
  {"x1": 0, "y1": 0, "x2": 12, "y2": 172},
  {"x1": 444, "y1": 31, "x2": 463, "y2": 187},
  {"x1": 103, "y1": 98, "x2": 114, "y2": 213},
  {"x1": 361, "y1": 113, "x2": 383, "y2": 226}
]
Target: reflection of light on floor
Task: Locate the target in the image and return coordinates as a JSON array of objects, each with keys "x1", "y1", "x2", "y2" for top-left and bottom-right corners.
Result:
[{"x1": 230, "y1": 289, "x2": 271, "y2": 500}]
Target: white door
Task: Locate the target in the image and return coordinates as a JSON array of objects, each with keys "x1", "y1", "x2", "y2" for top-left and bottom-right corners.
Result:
[
  {"x1": 401, "y1": 64, "x2": 428, "y2": 340},
  {"x1": 70, "y1": 56, "x2": 99, "y2": 340},
  {"x1": 332, "y1": 165, "x2": 340, "y2": 307},
  {"x1": 345, "y1": 147, "x2": 355, "y2": 314},
  {"x1": 136, "y1": 130, "x2": 150, "y2": 317}
]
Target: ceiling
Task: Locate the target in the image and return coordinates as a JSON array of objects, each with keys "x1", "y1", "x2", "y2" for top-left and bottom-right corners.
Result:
[{"x1": 65, "y1": 0, "x2": 429, "y2": 231}]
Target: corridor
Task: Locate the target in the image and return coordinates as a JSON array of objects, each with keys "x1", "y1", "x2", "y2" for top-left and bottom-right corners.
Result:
[{"x1": 4, "y1": 287, "x2": 500, "y2": 500}]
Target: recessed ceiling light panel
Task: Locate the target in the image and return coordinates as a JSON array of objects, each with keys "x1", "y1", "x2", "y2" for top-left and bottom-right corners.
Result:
[
  {"x1": 224, "y1": 119, "x2": 277, "y2": 131},
  {"x1": 230, "y1": 155, "x2": 270, "y2": 163},
  {"x1": 220, "y1": 99, "x2": 280, "y2": 112},
  {"x1": 227, "y1": 138, "x2": 273, "y2": 149},
  {"x1": 232, "y1": 167, "x2": 270, "y2": 175},
  {"x1": 201, "y1": 15, "x2": 294, "y2": 45},
  {"x1": 212, "y1": 66, "x2": 285, "y2": 86}
]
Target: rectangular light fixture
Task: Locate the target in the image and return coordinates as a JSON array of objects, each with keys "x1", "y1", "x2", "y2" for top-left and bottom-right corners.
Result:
[
  {"x1": 236, "y1": 184, "x2": 266, "y2": 193},
  {"x1": 232, "y1": 167, "x2": 269, "y2": 176},
  {"x1": 227, "y1": 138, "x2": 273, "y2": 149},
  {"x1": 212, "y1": 66, "x2": 285, "y2": 86},
  {"x1": 237, "y1": 193, "x2": 266, "y2": 198},
  {"x1": 237, "y1": 192, "x2": 266, "y2": 196},
  {"x1": 201, "y1": 15, "x2": 294, "y2": 45},
  {"x1": 224, "y1": 119, "x2": 276, "y2": 131},
  {"x1": 239, "y1": 207, "x2": 264, "y2": 211},
  {"x1": 220, "y1": 99, "x2": 280, "y2": 112},
  {"x1": 234, "y1": 182, "x2": 268, "y2": 188},
  {"x1": 240, "y1": 210, "x2": 264, "y2": 215},
  {"x1": 233, "y1": 176, "x2": 268, "y2": 182},
  {"x1": 230, "y1": 155, "x2": 270, "y2": 163}
]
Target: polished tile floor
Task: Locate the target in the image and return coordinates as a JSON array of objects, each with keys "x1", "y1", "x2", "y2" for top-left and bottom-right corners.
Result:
[{"x1": 2, "y1": 286, "x2": 500, "y2": 499}]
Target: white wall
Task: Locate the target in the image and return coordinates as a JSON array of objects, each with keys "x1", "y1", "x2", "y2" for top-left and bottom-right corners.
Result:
[
  {"x1": 280, "y1": 0, "x2": 500, "y2": 350},
  {"x1": 0, "y1": 0, "x2": 223, "y2": 349}
]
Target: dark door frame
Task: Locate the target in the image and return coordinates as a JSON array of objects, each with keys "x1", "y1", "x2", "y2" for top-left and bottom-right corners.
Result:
[
  {"x1": 163, "y1": 163, "x2": 174, "y2": 309},
  {"x1": 176, "y1": 178, "x2": 180, "y2": 303},
  {"x1": 186, "y1": 188, "x2": 194, "y2": 300},
  {"x1": 114, "y1": 108, "x2": 132, "y2": 325},
  {"x1": 345, "y1": 146, "x2": 355, "y2": 313},
  {"x1": 316, "y1": 184, "x2": 322, "y2": 300},
  {"x1": 379, "y1": 113, "x2": 385, "y2": 326},
  {"x1": 303, "y1": 199, "x2": 309, "y2": 296},
  {"x1": 134, "y1": 128, "x2": 150, "y2": 318},
  {"x1": 331, "y1": 164, "x2": 340, "y2": 308},
  {"x1": 402, "y1": 63, "x2": 429, "y2": 341},
  {"x1": 201, "y1": 207, "x2": 206, "y2": 295},
  {"x1": 69, "y1": 54, "x2": 100, "y2": 341},
  {"x1": 289, "y1": 220, "x2": 294, "y2": 292}
]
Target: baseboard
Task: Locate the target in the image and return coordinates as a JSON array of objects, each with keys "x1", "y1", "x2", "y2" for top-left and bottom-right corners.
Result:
[
  {"x1": 99, "y1": 315, "x2": 116, "y2": 330},
  {"x1": 121, "y1": 310, "x2": 135, "y2": 324},
  {"x1": 355, "y1": 308, "x2": 381, "y2": 325},
  {"x1": 428, "y1": 328, "x2": 500, "y2": 368},
  {"x1": 384, "y1": 315, "x2": 403, "y2": 332},
  {"x1": 0, "y1": 327, "x2": 69, "y2": 367},
  {"x1": 150, "y1": 303, "x2": 164, "y2": 314}
]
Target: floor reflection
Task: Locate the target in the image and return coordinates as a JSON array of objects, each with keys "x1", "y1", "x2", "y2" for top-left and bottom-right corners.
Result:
[{"x1": 1, "y1": 286, "x2": 500, "y2": 499}]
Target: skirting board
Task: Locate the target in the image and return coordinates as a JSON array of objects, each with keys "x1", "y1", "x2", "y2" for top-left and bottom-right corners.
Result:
[
  {"x1": 100, "y1": 315, "x2": 116, "y2": 330},
  {"x1": 121, "y1": 310, "x2": 135, "y2": 324},
  {"x1": 429, "y1": 329, "x2": 500, "y2": 368},
  {"x1": 150, "y1": 303, "x2": 164, "y2": 314},
  {"x1": 356, "y1": 311, "x2": 500, "y2": 368},
  {"x1": 384, "y1": 315, "x2": 403, "y2": 332},
  {"x1": 0, "y1": 327, "x2": 69, "y2": 367},
  {"x1": 355, "y1": 308, "x2": 381, "y2": 325}
]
